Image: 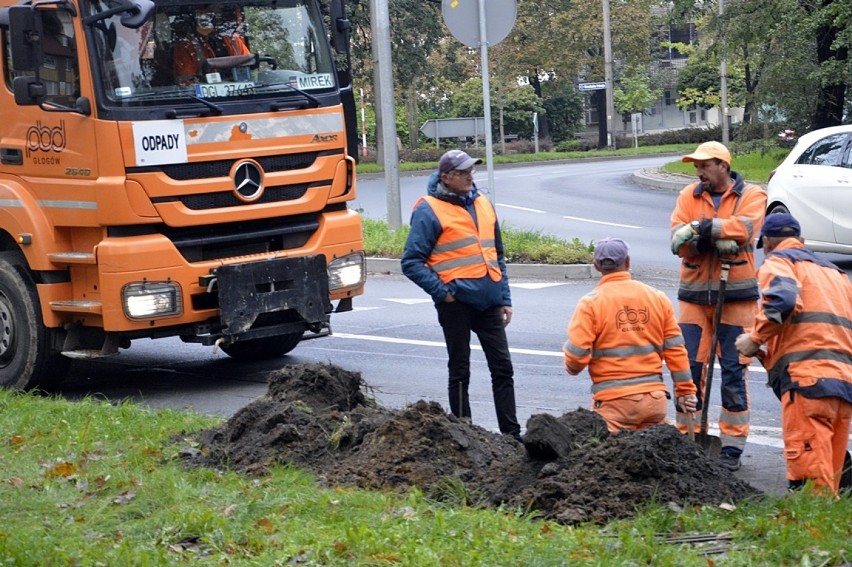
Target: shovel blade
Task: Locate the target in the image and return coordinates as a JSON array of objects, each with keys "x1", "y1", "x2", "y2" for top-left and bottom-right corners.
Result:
[{"x1": 696, "y1": 431, "x2": 722, "y2": 459}]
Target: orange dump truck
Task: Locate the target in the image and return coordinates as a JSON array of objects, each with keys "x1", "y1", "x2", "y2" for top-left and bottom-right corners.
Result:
[{"x1": 0, "y1": 0, "x2": 365, "y2": 388}]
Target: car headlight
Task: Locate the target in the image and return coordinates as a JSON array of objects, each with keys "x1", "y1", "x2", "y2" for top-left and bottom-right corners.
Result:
[
  {"x1": 122, "y1": 282, "x2": 182, "y2": 319},
  {"x1": 328, "y1": 252, "x2": 366, "y2": 291}
]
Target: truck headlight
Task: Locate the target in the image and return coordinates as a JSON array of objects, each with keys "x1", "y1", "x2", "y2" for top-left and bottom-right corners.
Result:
[
  {"x1": 328, "y1": 252, "x2": 365, "y2": 291},
  {"x1": 122, "y1": 282, "x2": 182, "y2": 319}
]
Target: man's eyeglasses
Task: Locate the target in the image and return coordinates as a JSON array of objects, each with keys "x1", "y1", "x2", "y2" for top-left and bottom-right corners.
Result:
[{"x1": 450, "y1": 167, "x2": 475, "y2": 177}]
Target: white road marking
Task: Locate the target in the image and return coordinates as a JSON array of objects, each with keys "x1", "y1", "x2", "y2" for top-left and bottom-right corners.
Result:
[
  {"x1": 381, "y1": 298, "x2": 433, "y2": 305},
  {"x1": 497, "y1": 204, "x2": 546, "y2": 213},
  {"x1": 563, "y1": 215, "x2": 642, "y2": 229},
  {"x1": 331, "y1": 332, "x2": 766, "y2": 371},
  {"x1": 511, "y1": 282, "x2": 569, "y2": 289}
]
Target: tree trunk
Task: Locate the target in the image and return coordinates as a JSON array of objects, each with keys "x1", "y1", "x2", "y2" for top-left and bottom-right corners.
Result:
[
  {"x1": 596, "y1": 91, "x2": 607, "y2": 149},
  {"x1": 528, "y1": 70, "x2": 550, "y2": 139},
  {"x1": 405, "y1": 85, "x2": 419, "y2": 150},
  {"x1": 811, "y1": 19, "x2": 847, "y2": 129}
]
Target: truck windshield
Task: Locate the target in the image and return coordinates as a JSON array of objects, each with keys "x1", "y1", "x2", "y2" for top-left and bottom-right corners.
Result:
[{"x1": 87, "y1": 0, "x2": 337, "y2": 106}]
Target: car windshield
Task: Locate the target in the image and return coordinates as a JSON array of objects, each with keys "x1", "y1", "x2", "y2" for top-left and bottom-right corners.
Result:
[{"x1": 86, "y1": 0, "x2": 337, "y2": 106}]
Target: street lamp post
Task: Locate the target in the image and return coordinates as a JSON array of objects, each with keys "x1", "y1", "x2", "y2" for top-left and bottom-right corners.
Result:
[{"x1": 602, "y1": 0, "x2": 617, "y2": 150}]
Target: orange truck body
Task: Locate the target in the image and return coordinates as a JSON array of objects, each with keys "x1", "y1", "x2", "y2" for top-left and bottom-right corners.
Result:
[{"x1": 0, "y1": 0, "x2": 364, "y2": 388}]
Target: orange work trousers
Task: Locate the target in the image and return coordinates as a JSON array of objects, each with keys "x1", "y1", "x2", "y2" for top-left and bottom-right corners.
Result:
[
  {"x1": 593, "y1": 390, "x2": 668, "y2": 434},
  {"x1": 781, "y1": 391, "x2": 852, "y2": 495}
]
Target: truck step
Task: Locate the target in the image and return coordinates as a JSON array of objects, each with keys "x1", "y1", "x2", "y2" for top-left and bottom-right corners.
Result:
[
  {"x1": 61, "y1": 349, "x2": 119, "y2": 360},
  {"x1": 50, "y1": 300, "x2": 103, "y2": 314},
  {"x1": 48, "y1": 252, "x2": 96, "y2": 265}
]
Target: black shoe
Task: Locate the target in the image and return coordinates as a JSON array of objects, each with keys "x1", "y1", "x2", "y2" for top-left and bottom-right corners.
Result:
[
  {"x1": 718, "y1": 453, "x2": 741, "y2": 471},
  {"x1": 508, "y1": 432, "x2": 523, "y2": 443}
]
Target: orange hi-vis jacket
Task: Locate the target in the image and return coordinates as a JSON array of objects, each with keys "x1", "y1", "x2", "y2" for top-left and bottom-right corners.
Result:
[
  {"x1": 563, "y1": 272, "x2": 697, "y2": 402},
  {"x1": 670, "y1": 172, "x2": 766, "y2": 305},
  {"x1": 418, "y1": 195, "x2": 502, "y2": 284},
  {"x1": 747, "y1": 239, "x2": 852, "y2": 402}
]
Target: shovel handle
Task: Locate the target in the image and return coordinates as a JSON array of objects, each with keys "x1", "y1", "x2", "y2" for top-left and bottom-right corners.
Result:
[{"x1": 686, "y1": 411, "x2": 695, "y2": 442}]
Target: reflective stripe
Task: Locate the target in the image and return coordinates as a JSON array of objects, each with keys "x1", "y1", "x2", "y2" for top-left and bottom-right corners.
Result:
[
  {"x1": 671, "y1": 369, "x2": 692, "y2": 383},
  {"x1": 430, "y1": 254, "x2": 486, "y2": 273},
  {"x1": 664, "y1": 335, "x2": 685, "y2": 349},
  {"x1": 432, "y1": 235, "x2": 479, "y2": 254},
  {"x1": 591, "y1": 374, "x2": 663, "y2": 395},
  {"x1": 481, "y1": 238, "x2": 496, "y2": 247},
  {"x1": 39, "y1": 200, "x2": 97, "y2": 209},
  {"x1": 592, "y1": 343, "x2": 660, "y2": 358},
  {"x1": 738, "y1": 215, "x2": 755, "y2": 240},
  {"x1": 791, "y1": 312, "x2": 852, "y2": 330},
  {"x1": 719, "y1": 408, "x2": 750, "y2": 425},
  {"x1": 774, "y1": 349, "x2": 852, "y2": 371},
  {"x1": 563, "y1": 340, "x2": 588, "y2": 358}
]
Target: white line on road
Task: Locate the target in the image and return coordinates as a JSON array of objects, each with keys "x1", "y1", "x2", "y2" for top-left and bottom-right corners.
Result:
[
  {"x1": 563, "y1": 215, "x2": 642, "y2": 229},
  {"x1": 330, "y1": 332, "x2": 767, "y2": 373},
  {"x1": 498, "y1": 204, "x2": 546, "y2": 213}
]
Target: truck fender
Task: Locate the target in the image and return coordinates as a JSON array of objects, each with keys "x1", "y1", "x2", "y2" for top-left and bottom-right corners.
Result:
[{"x1": 0, "y1": 176, "x2": 71, "y2": 271}]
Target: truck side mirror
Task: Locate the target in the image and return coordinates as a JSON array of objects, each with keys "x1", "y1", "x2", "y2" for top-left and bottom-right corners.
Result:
[
  {"x1": 13, "y1": 75, "x2": 45, "y2": 105},
  {"x1": 329, "y1": 0, "x2": 350, "y2": 56},
  {"x1": 120, "y1": 0, "x2": 155, "y2": 29},
  {"x1": 8, "y1": 6, "x2": 42, "y2": 72}
]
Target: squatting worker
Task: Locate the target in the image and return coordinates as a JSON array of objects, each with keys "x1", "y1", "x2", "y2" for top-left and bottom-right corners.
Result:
[
  {"x1": 669, "y1": 141, "x2": 766, "y2": 471},
  {"x1": 401, "y1": 149, "x2": 522, "y2": 442},
  {"x1": 734, "y1": 214, "x2": 852, "y2": 495},
  {"x1": 563, "y1": 237, "x2": 699, "y2": 433}
]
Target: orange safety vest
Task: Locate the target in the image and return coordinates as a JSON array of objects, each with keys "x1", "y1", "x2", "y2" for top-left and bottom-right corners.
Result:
[
  {"x1": 750, "y1": 239, "x2": 852, "y2": 400},
  {"x1": 418, "y1": 195, "x2": 502, "y2": 284},
  {"x1": 670, "y1": 174, "x2": 766, "y2": 305},
  {"x1": 563, "y1": 272, "x2": 696, "y2": 402}
]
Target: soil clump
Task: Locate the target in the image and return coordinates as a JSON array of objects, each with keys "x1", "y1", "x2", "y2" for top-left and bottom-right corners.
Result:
[{"x1": 185, "y1": 363, "x2": 761, "y2": 524}]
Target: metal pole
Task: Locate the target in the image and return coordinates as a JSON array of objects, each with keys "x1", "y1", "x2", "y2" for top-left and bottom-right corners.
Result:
[
  {"x1": 602, "y1": 0, "x2": 616, "y2": 150},
  {"x1": 370, "y1": 0, "x2": 402, "y2": 229},
  {"x1": 478, "y1": 0, "x2": 496, "y2": 204},
  {"x1": 719, "y1": 0, "x2": 729, "y2": 144}
]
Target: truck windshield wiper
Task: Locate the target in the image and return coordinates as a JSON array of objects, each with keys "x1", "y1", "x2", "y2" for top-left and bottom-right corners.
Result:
[{"x1": 259, "y1": 83, "x2": 321, "y2": 110}]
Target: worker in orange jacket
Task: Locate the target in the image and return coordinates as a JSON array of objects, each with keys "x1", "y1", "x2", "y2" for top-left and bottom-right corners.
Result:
[
  {"x1": 670, "y1": 141, "x2": 767, "y2": 471},
  {"x1": 735, "y1": 214, "x2": 852, "y2": 495},
  {"x1": 563, "y1": 238, "x2": 698, "y2": 433},
  {"x1": 173, "y1": 6, "x2": 251, "y2": 84}
]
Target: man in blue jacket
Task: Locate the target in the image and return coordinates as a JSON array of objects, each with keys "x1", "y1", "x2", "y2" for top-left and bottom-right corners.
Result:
[{"x1": 401, "y1": 149, "x2": 522, "y2": 441}]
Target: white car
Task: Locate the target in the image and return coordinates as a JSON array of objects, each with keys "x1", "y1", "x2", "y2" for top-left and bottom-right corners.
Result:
[{"x1": 766, "y1": 124, "x2": 852, "y2": 254}]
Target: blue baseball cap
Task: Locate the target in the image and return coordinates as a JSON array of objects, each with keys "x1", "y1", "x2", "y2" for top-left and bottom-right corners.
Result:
[
  {"x1": 439, "y1": 150, "x2": 482, "y2": 174},
  {"x1": 758, "y1": 213, "x2": 800, "y2": 248},
  {"x1": 594, "y1": 237, "x2": 629, "y2": 268}
]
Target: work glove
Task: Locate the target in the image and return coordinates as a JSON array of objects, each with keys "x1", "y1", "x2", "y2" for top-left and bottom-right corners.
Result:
[
  {"x1": 734, "y1": 333, "x2": 760, "y2": 357},
  {"x1": 670, "y1": 223, "x2": 697, "y2": 254},
  {"x1": 677, "y1": 394, "x2": 698, "y2": 413},
  {"x1": 715, "y1": 238, "x2": 739, "y2": 255}
]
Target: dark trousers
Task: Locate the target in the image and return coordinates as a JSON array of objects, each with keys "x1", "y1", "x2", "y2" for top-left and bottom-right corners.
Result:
[{"x1": 436, "y1": 301, "x2": 520, "y2": 435}]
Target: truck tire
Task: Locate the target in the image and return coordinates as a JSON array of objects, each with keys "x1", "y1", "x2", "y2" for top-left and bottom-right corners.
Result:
[
  {"x1": 0, "y1": 252, "x2": 69, "y2": 390},
  {"x1": 220, "y1": 332, "x2": 303, "y2": 360}
]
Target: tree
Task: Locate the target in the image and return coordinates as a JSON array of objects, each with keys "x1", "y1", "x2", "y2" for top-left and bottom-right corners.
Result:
[{"x1": 452, "y1": 78, "x2": 544, "y2": 141}]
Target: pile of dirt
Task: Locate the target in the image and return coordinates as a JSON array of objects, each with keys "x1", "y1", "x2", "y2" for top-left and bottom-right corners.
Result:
[{"x1": 185, "y1": 363, "x2": 762, "y2": 524}]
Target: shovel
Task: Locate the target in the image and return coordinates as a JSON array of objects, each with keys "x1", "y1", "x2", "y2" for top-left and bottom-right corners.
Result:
[{"x1": 693, "y1": 258, "x2": 737, "y2": 459}]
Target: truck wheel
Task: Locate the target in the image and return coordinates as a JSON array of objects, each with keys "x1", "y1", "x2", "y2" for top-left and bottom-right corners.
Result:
[
  {"x1": 0, "y1": 252, "x2": 69, "y2": 390},
  {"x1": 220, "y1": 332, "x2": 303, "y2": 360}
]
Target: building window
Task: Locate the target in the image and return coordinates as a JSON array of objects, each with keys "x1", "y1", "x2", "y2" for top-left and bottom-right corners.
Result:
[{"x1": 664, "y1": 90, "x2": 672, "y2": 106}]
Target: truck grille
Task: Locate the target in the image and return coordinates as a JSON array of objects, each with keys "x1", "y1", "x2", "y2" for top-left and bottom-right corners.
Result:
[
  {"x1": 156, "y1": 153, "x2": 319, "y2": 180},
  {"x1": 160, "y1": 214, "x2": 321, "y2": 262},
  {"x1": 152, "y1": 183, "x2": 311, "y2": 210}
]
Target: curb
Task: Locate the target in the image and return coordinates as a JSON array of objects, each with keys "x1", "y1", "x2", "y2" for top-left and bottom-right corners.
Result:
[
  {"x1": 366, "y1": 257, "x2": 594, "y2": 281},
  {"x1": 630, "y1": 167, "x2": 694, "y2": 192}
]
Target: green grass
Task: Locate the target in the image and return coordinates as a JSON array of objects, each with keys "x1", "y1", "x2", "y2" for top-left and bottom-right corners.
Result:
[
  {"x1": 664, "y1": 148, "x2": 791, "y2": 183},
  {"x1": 356, "y1": 144, "x2": 696, "y2": 175},
  {"x1": 362, "y1": 218, "x2": 594, "y2": 264},
  {"x1": 1, "y1": 389, "x2": 850, "y2": 565}
]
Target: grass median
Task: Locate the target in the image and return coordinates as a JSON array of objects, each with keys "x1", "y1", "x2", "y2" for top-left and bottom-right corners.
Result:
[{"x1": 1, "y1": 389, "x2": 849, "y2": 565}]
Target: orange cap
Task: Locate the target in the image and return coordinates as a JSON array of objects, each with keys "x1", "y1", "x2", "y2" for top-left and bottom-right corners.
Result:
[{"x1": 681, "y1": 141, "x2": 731, "y2": 165}]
